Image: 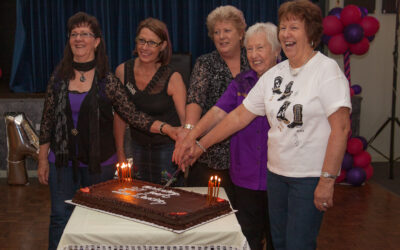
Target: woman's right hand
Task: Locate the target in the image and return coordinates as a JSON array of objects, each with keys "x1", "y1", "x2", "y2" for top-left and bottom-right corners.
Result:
[
  {"x1": 172, "y1": 133, "x2": 197, "y2": 171},
  {"x1": 37, "y1": 159, "x2": 50, "y2": 185},
  {"x1": 162, "y1": 124, "x2": 180, "y2": 141}
]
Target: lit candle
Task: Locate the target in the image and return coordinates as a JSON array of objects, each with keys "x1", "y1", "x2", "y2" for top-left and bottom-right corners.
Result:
[
  {"x1": 216, "y1": 178, "x2": 221, "y2": 200},
  {"x1": 209, "y1": 176, "x2": 214, "y2": 203},
  {"x1": 213, "y1": 175, "x2": 218, "y2": 202}
]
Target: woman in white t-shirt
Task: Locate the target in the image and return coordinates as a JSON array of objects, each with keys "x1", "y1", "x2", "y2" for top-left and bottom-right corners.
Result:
[{"x1": 177, "y1": 1, "x2": 351, "y2": 249}]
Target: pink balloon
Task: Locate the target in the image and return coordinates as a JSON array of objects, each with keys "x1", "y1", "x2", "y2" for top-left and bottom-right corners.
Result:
[
  {"x1": 350, "y1": 87, "x2": 355, "y2": 97},
  {"x1": 360, "y1": 16, "x2": 380, "y2": 36},
  {"x1": 347, "y1": 138, "x2": 363, "y2": 155},
  {"x1": 341, "y1": 5, "x2": 362, "y2": 26},
  {"x1": 323, "y1": 16, "x2": 344, "y2": 36},
  {"x1": 353, "y1": 151, "x2": 372, "y2": 168},
  {"x1": 328, "y1": 34, "x2": 349, "y2": 55},
  {"x1": 364, "y1": 164, "x2": 374, "y2": 181},
  {"x1": 336, "y1": 170, "x2": 347, "y2": 183},
  {"x1": 349, "y1": 37, "x2": 370, "y2": 55}
]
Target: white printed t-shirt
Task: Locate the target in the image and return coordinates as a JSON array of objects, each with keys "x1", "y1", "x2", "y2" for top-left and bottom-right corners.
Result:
[{"x1": 243, "y1": 52, "x2": 352, "y2": 178}]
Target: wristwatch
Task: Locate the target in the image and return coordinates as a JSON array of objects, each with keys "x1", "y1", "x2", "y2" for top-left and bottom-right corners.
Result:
[{"x1": 320, "y1": 172, "x2": 337, "y2": 179}]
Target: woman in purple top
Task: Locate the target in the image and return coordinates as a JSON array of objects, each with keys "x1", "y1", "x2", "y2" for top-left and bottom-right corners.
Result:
[
  {"x1": 37, "y1": 12, "x2": 162, "y2": 250},
  {"x1": 173, "y1": 23, "x2": 281, "y2": 250}
]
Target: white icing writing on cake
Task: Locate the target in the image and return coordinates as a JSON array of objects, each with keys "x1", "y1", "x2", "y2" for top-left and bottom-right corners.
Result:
[{"x1": 112, "y1": 185, "x2": 180, "y2": 205}]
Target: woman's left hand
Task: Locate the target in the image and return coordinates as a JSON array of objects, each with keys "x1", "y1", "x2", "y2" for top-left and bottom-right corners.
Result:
[{"x1": 314, "y1": 178, "x2": 335, "y2": 212}]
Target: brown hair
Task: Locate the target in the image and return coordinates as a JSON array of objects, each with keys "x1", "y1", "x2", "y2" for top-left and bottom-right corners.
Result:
[
  {"x1": 278, "y1": 0, "x2": 323, "y2": 49},
  {"x1": 56, "y1": 12, "x2": 109, "y2": 80},
  {"x1": 134, "y1": 18, "x2": 172, "y2": 65},
  {"x1": 206, "y1": 5, "x2": 247, "y2": 45}
]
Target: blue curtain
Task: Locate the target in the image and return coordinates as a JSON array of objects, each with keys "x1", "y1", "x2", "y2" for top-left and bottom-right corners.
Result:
[{"x1": 10, "y1": 0, "x2": 285, "y2": 93}]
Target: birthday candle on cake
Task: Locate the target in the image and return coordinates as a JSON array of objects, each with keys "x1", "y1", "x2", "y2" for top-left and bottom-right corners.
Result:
[
  {"x1": 216, "y1": 178, "x2": 221, "y2": 200},
  {"x1": 213, "y1": 175, "x2": 218, "y2": 201},
  {"x1": 116, "y1": 163, "x2": 120, "y2": 181},
  {"x1": 208, "y1": 176, "x2": 214, "y2": 203}
]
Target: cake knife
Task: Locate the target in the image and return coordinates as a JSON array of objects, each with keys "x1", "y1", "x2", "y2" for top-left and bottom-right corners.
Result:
[{"x1": 163, "y1": 169, "x2": 181, "y2": 188}]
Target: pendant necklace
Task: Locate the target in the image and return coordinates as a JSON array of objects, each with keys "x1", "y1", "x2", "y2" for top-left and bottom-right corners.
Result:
[
  {"x1": 72, "y1": 59, "x2": 96, "y2": 82},
  {"x1": 289, "y1": 50, "x2": 316, "y2": 77}
]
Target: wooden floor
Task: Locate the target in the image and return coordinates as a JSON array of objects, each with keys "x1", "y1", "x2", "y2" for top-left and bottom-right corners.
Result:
[{"x1": 0, "y1": 178, "x2": 399, "y2": 250}]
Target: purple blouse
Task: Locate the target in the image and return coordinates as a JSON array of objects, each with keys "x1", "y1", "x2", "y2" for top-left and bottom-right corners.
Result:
[
  {"x1": 48, "y1": 91, "x2": 117, "y2": 167},
  {"x1": 215, "y1": 70, "x2": 270, "y2": 191}
]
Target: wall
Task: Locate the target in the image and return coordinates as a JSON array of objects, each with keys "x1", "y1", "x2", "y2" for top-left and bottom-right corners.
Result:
[{"x1": 328, "y1": 0, "x2": 400, "y2": 161}]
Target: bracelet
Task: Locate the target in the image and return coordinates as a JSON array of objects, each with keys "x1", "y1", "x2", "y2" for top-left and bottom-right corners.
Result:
[
  {"x1": 195, "y1": 140, "x2": 207, "y2": 153},
  {"x1": 159, "y1": 122, "x2": 167, "y2": 135},
  {"x1": 183, "y1": 123, "x2": 195, "y2": 130},
  {"x1": 320, "y1": 171, "x2": 337, "y2": 179}
]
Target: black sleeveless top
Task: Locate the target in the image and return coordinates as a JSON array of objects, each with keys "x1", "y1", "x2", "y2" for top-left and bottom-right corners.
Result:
[{"x1": 124, "y1": 58, "x2": 181, "y2": 145}]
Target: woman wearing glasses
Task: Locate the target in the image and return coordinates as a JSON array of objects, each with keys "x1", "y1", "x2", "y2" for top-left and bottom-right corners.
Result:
[
  {"x1": 114, "y1": 18, "x2": 186, "y2": 185},
  {"x1": 38, "y1": 12, "x2": 168, "y2": 249}
]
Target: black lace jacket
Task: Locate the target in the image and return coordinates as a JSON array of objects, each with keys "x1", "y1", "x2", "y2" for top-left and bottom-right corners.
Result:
[
  {"x1": 187, "y1": 48, "x2": 249, "y2": 170},
  {"x1": 39, "y1": 72, "x2": 155, "y2": 146}
]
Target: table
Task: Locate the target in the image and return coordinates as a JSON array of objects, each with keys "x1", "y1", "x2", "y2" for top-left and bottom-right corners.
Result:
[{"x1": 58, "y1": 187, "x2": 249, "y2": 250}]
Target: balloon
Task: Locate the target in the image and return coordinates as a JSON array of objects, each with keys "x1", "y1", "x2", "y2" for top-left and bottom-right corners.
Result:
[
  {"x1": 352, "y1": 84, "x2": 362, "y2": 95},
  {"x1": 350, "y1": 87, "x2": 355, "y2": 97},
  {"x1": 336, "y1": 170, "x2": 347, "y2": 183},
  {"x1": 342, "y1": 153, "x2": 354, "y2": 171},
  {"x1": 323, "y1": 16, "x2": 343, "y2": 36},
  {"x1": 354, "y1": 135, "x2": 368, "y2": 149},
  {"x1": 344, "y1": 24, "x2": 364, "y2": 44},
  {"x1": 328, "y1": 7, "x2": 342, "y2": 19},
  {"x1": 360, "y1": 16, "x2": 380, "y2": 36},
  {"x1": 364, "y1": 164, "x2": 374, "y2": 181},
  {"x1": 353, "y1": 151, "x2": 372, "y2": 168},
  {"x1": 341, "y1": 5, "x2": 362, "y2": 26},
  {"x1": 359, "y1": 6, "x2": 368, "y2": 17},
  {"x1": 322, "y1": 34, "x2": 331, "y2": 45},
  {"x1": 328, "y1": 34, "x2": 349, "y2": 54},
  {"x1": 346, "y1": 167, "x2": 366, "y2": 186},
  {"x1": 349, "y1": 37, "x2": 370, "y2": 55},
  {"x1": 347, "y1": 137, "x2": 363, "y2": 155}
]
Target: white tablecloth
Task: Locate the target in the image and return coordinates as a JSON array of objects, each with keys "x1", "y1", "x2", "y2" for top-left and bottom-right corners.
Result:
[{"x1": 58, "y1": 187, "x2": 249, "y2": 250}]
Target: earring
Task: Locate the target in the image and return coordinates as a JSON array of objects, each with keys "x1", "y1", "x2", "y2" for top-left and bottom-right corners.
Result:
[{"x1": 311, "y1": 41, "x2": 314, "y2": 47}]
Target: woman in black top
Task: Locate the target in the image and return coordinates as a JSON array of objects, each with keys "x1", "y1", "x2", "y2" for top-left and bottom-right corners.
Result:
[
  {"x1": 114, "y1": 18, "x2": 186, "y2": 185},
  {"x1": 38, "y1": 12, "x2": 164, "y2": 250}
]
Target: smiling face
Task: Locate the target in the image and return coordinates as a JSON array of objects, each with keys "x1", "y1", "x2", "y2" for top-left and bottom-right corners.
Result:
[
  {"x1": 213, "y1": 20, "x2": 243, "y2": 57},
  {"x1": 246, "y1": 32, "x2": 278, "y2": 77},
  {"x1": 278, "y1": 16, "x2": 313, "y2": 67},
  {"x1": 69, "y1": 24, "x2": 100, "y2": 63},
  {"x1": 136, "y1": 27, "x2": 166, "y2": 64}
]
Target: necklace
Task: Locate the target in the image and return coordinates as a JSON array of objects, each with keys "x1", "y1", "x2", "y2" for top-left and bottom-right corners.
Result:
[
  {"x1": 72, "y1": 59, "x2": 96, "y2": 82},
  {"x1": 289, "y1": 50, "x2": 316, "y2": 77}
]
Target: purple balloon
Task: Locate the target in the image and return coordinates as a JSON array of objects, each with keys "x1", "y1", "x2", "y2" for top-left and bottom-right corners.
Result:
[
  {"x1": 367, "y1": 35, "x2": 375, "y2": 42},
  {"x1": 322, "y1": 34, "x2": 331, "y2": 45},
  {"x1": 354, "y1": 135, "x2": 368, "y2": 150},
  {"x1": 352, "y1": 84, "x2": 362, "y2": 95},
  {"x1": 344, "y1": 24, "x2": 364, "y2": 44},
  {"x1": 359, "y1": 6, "x2": 368, "y2": 17},
  {"x1": 342, "y1": 152, "x2": 354, "y2": 171},
  {"x1": 328, "y1": 7, "x2": 342, "y2": 19},
  {"x1": 347, "y1": 167, "x2": 366, "y2": 186}
]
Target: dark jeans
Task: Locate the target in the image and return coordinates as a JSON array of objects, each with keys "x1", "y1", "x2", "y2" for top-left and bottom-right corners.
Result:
[
  {"x1": 131, "y1": 142, "x2": 183, "y2": 186},
  {"x1": 48, "y1": 163, "x2": 115, "y2": 250},
  {"x1": 186, "y1": 161, "x2": 235, "y2": 208},
  {"x1": 267, "y1": 170, "x2": 323, "y2": 250},
  {"x1": 234, "y1": 185, "x2": 274, "y2": 250}
]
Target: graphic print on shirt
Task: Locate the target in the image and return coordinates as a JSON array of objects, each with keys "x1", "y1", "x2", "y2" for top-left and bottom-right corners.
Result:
[
  {"x1": 276, "y1": 101, "x2": 291, "y2": 124},
  {"x1": 288, "y1": 104, "x2": 303, "y2": 128},
  {"x1": 277, "y1": 81, "x2": 293, "y2": 101},
  {"x1": 270, "y1": 75, "x2": 304, "y2": 133},
  {"x1": 272, "y1": 76, "x2": 283, "y2": 94}
]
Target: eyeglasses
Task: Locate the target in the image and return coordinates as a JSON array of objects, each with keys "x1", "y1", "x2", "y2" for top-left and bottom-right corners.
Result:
[
  {"x1": 136, "y1": 38, "x2": 162, "y2": 48},
  {"x1": 69, "y1": 32, "x2": 95, "y2": 39}
]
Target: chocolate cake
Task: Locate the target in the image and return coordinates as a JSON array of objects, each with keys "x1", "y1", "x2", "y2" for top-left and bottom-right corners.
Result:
[{"x1": 72, "y1": 179, "x2": 232, "y2": 230}]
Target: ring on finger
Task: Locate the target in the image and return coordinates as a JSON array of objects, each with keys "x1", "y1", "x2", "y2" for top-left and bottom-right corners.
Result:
[{"x1": 322, "y1": 202, "x2": 328, "y2": 207}]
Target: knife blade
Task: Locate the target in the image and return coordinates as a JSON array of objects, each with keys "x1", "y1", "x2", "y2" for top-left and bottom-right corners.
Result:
[{"x1": 163, "y1": 169, "x2": 181, "y2": 188}]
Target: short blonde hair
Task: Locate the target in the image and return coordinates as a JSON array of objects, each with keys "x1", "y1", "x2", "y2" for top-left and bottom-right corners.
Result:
[
  {"x1": 206, "y1": 5, "x2": 246, "y2": 43},
  {"x1": 244, "y1": 22, "x2": 282, "y2": 60}
]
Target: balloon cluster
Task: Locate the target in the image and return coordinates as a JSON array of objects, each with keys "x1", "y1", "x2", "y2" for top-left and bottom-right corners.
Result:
[
  {"x1": 323, "y1": 5, "x2": 380, "y2": 97},
  {"x1": 323, "y1": 5, "x2": 379, "y2": 55},
  {"x1": 337, "y1": 136, "x2": 373, "y2": 186}
]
